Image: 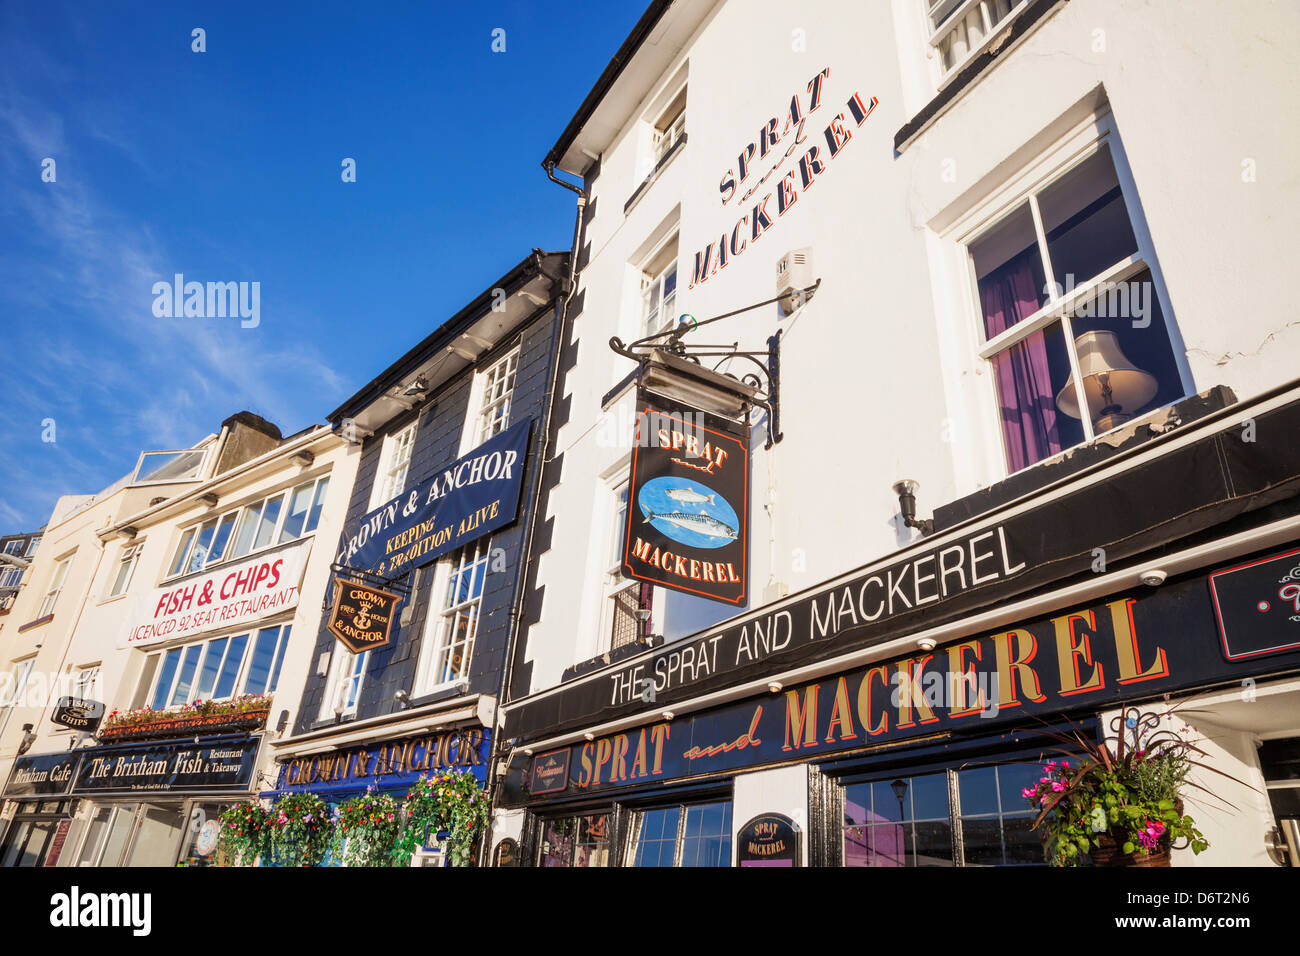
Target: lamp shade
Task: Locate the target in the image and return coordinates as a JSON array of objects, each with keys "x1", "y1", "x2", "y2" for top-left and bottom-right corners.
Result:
[{"x1": 1056, "y1": 330, "x2": 1158, "y2": 420}]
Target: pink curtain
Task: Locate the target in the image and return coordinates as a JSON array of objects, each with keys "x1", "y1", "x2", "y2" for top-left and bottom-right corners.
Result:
[{"x1": 981, "y1": 257, "x2": 1060, "y2": 471}]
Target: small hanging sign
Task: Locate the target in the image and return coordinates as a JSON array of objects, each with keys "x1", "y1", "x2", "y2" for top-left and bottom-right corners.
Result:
[
  {"x1": 326, "y1": 576, "x2": 404, "y2": 653},
  {"x1": 737, "y1": 813, "x2": 800, "y2": 867}
]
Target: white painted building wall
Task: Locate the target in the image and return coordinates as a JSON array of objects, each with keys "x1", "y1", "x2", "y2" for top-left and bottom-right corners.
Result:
[{"x1": 523, "y1": 0, "x2": 1300, "y2": 699}]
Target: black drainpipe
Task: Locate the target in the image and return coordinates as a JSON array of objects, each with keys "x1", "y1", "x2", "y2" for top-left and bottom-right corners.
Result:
[{"x1": 482, "y1": 160, "x2": 587, "y2": 865}]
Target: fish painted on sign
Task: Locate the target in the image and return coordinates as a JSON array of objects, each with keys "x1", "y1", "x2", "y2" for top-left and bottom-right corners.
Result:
[
  {"x1": 665, "y1": 487, "x2": 715, "y2": 505},
  {"x1": 645, "y1": 510, "x2": 738, "y2": 541}
]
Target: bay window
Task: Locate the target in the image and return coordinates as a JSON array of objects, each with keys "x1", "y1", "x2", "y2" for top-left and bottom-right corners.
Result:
[{"x1": 142, "y1": 624, "x2": 290, "y2": 709}]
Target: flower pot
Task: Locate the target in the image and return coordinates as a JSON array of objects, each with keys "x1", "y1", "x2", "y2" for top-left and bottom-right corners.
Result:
[
  {"x1": 1089, "y1": 832, "x2": 1171, "y2": 867},
  {"x1": 99, "y1": 709, "x2": 271, "y2": 742}
]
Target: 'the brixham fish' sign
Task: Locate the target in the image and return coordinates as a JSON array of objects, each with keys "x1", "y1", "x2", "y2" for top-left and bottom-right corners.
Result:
[
  {"x1": 622, "y1": 391, "x2": 749, "y2": 606},
  {"x1": 338, "y1": 419, "x2": 531, "y2": 579}
]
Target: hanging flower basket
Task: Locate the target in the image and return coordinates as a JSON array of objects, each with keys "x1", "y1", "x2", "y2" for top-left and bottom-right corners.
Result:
[
  {"x1": 332, "y1": 789, "x2": 403, "y2": 867},
  {"x1": 99, "y1": 696, "x2": 272, "y2": 742},
  {"x1": 266, "y1": 792, "x2": 333, "y2": 867},
  {"x1": 393, "y1": 770, "x2": 490, "y2": 867}
]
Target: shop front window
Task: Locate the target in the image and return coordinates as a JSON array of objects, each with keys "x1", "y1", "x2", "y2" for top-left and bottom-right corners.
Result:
[
  {"x1": 124, "y1": 805, "x2": 185, "y2": 867},
  {"x1": 538, "y1": 813, "x2": 611, "y2": 867},
  {"x1": 630, "y1": 800, "x2": 732, "y2": 867},
  {"x1": 840, "y1": 761, "x2": 1047, "y2": 867}
]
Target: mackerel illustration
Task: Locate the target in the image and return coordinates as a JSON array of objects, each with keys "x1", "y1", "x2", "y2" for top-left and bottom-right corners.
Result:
[
  {"x1": 645, "y1": 510, "x2": 737, "y2": 540},
  {"x1": 665, "y1": 488, "x2": 715, "y2": 505}
]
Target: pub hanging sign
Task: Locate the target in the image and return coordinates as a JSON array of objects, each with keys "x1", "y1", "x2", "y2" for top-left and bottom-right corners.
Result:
[
  {"x1": 622, "y1": 389, "x2": 750, "y2": 606},
  {"x1": 327, "y1": 577, "x2": 403, "y2": 653},
  {"x1": 51, "y1": 697, "x2": 105, "y2": 734}
]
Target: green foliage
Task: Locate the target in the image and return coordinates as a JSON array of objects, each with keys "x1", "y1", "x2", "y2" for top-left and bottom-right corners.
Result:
[
  {"x1": 1024, "y1": 718, "x2": 1218, "y2": 867},
  {"x1": 218, "y1": 801, "x2": 269, "y2": 866},
  {"x1": 331, "y1": 790, "x2": 403, "y2": 867},
  {"x1": 267, "y1": 792, "x2": 333, "y2": 867},
  {"x1": 393, "y1": 770, "x2": 490, "y2": 867}
]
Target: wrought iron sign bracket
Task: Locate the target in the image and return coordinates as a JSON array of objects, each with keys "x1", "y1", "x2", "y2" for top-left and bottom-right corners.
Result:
[
  {"x1": 327, "y1": 562, "x2": 413, "y2": 596},
  {"x1": 608, "y1": 280, "x2": 816, "y2": 449}
]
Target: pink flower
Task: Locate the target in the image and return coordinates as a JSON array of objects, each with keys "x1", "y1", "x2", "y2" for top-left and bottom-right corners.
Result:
[
  {"x1": 1051, "y1": 781, "x2": 1066, "y2": 792},
  {"x1": 1059, "y1": 760, "x2": 1069, "y2": 769},
  {"x1": 1040, "y1": 794, "x2": 1051, "y2": 805},
  {"x1": 1021, "y1": 787, "x2": 1035, "y2": 798}
]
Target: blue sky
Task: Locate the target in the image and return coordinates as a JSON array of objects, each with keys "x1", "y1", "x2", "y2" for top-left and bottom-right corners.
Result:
[{"x1": 0, "y1": 0, "x2": 643, "y2": 531}]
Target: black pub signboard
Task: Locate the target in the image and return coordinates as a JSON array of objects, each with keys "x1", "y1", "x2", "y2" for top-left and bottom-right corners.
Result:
[
  {"x1": 622, "y1": 389, "x2": 750, "y2": 606},
  {"x1": 327, "y1": 577, "x2": 403, "y2": 654},
  {"x1": 737, "y1": 813, "x2": 800, "y2": 867},
  {"x1": 51, "y1": 697, "x2": 105, "y2": 734},
  {"x1": 1209, "y1": 546, "x2": 1300, "y2": 660},
  {"x1": 75, "y1": 735, "x2": 260, "y2": 795},
  {"x1": 3, "y1": 752, "x2": 78, "y2": 797}
]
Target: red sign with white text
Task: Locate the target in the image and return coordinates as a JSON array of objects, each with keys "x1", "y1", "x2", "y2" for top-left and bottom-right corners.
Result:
[{"x1": 118, "y1": 539, "x2": 310, "y2": 649}]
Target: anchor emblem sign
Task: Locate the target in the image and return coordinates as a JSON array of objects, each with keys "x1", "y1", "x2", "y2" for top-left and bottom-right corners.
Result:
[{"x1": 327, "y1": 577, "x2": 403, "y2": 654}]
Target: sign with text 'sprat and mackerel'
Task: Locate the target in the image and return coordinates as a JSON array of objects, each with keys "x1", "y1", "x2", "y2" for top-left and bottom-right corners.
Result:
[
  {"x1": 338, "y1": 418, "x2": 531, "y2": 579},
  {"x1": 622, "y1": 391, "x2": 749, "y2": 606}
]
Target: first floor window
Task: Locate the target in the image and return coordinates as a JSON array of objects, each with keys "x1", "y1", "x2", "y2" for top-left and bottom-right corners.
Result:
[
  {"x1": 629, "y1": 800, "x2": 732, "y2": 867},
  {"x1": 0, "y1": 565, "x2": 22, "y2": 589},
  {"x1": 639, "y1": 237, "x2": 679, "y2": 339},
  {"x1": 108, "y1": 543, "x2": 143, "y2": 597},
  {"x1": 37, "y1": 556, "x2": 71, "y2": 618},
  {"x1": 968, "y1": 136, "x2": 1185, "y2": 473},
  {"x1": 416, "y1": 542, "x2": 489, "y2": 693},
  {"x1": 323, "y1": 648, "x2": 368, "y2": 719},
  {"x1": 145, "y1": 624, "x2": 290, "y2": 710},
  {"x1": 601, "y1": 482, "x2": 654, "y2": 652},
  {"x1": 470, "y1": 349, "x2": 519, "y2": 447},
  {"x1": 72, "y1": 664, "x2": 101, "y2": 701},
  {"x1": 840, "y1": 760, "x2": 1044, "y2": 867},
  {"x1": 538, "y1": 813, "x2": 611, "y2": 868},
  {"x1": 372, "y1": 422, "x2": 417, "y2": 507}
]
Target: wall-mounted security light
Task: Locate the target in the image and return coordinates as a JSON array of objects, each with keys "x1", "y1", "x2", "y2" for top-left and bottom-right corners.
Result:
[
  {"x1": 394, "y1": 689, "x2": 410, "y2": 708},
  {"x1": 583, "y1": 732, "x2": 595, "y2": 741},
  {"x1": 892, "y1": 480, "x2": 934, "y2": 535},
  {"x1": 1139, "y1": 569, "x2": 1168, "y2": 587},
  {"x1": 917, "y1": 638, "x2": 937, "y2": 652},
  {"x1": 768, "y1": 681, "x2": 783, "y2": 693},
  {"x1": 18, "y1": 724, "x2": 36, "y2": 756},
  {"x1": 198, "y1": 492, "x2": 219, "y2": 507},
  {"x1": 402, "y1": 377, "x2": 428, "y2": 398}
]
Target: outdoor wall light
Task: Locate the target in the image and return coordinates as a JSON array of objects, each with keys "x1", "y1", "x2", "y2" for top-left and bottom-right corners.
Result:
[
  {"x1": 18, "y1": 724, "x2": 36, "y2": 756},
  {"x1": 198, "y1": 492, "x2": 219, "y2": 507},
  {"x1": 662, "y1": 711, "x2": 675, "y2": 721},
  {"x1": 891, "y1": 480, "x2": 934, "y2": 535},
  {"x1": 1139, "y1": 569, "x2": 1168, "y2": 587},
  {"x1": 402, "y1": 377, "x2": 429, "y2": 397},
  {"x1": 917, "y1": 638, "x2": 936, "y2": 652},
  {"x1": 394, "y1": 689, "x2": 410, "y2": 708},
  {"x1": 583, "y1": 732, "x2": 595, "y2": 741},
  {"x1": 768, "y1": 681, "x2": 783, "y2": 693}
]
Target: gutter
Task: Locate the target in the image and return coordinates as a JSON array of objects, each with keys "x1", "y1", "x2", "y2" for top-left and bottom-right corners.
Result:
[{"x1": 541, "y1": 0, "x2": 676, "y2": 172}]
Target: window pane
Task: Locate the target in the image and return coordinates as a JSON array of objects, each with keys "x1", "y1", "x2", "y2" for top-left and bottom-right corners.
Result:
[
  {"x1": 1002, "y1": 814, "x2": 1045, "y2": 864},
  {"x1": 252, "y1": 495, "x2": 284, "y2": 551},
  {"x1": 573, "y1": 813, "x2": 610, "y2": 867},
  {"x1": 305, "y1": 479, "x2": 329, "y2": 533},
  {"x1": 168, "y1": 528, "x2": 196, "y2": 577},
  {"x1": 539, "y1": 819, "x2": 575, "y2": 868},
  {"x1": 279, "y1": 483, "x2": 314, "y2": 542},
  {"x1": 872, "y1": 781, "x2": 906, "y2": 823},
  {"x1": 972, "y1": 203, "x2": 1047, "y2": 339},
  {"x1": 207, "y1": 513, "x2": 237, "y2": 564},
  {"x1": 189, "y1": 520, "x2": 217, "y2": 573},
  {"x1": 151, "y1": 649, "x2": 181, "y2": 710},
  {"x1": 195, "y1": 637, "x2": 228, "y2": 700},
  {"x1": 958, "y1": 766, "x2": 1000, "y2": 816},
  {"x1": 633, "y1": 807, "x2": 680, "y2": 867},
  {"x1": 213, "y1": 633, "x2": 248, "y2": 699},
  {"x1": 911, "y1": 820, "x2": 954, "y2": 866},
  {"x1": 230, "y1": 505, "x2": 261, "y2": 558},
  {"x1": 169, "y1": 644, "x2": 203, "y2": 705},
  {"x1": 681, "y1": 802, "x2": 731, "y2": 867},
  {"x1": 1038, "y1": 144, "x2": 1139, "y2": 290},
  {"x1": 910, "y1": 773, "x2": 949, "y2": 821},
  {"x1": 961, "y1": 816, "x2": 1005, "y2": 865},
  {"x1": 1065, "y1": 269, "x2": 1181, "y2": 431},
  {"x1": 243, "y1": 627, "x2": 281, "y2": 695},
  {"x1": 268, "y1": 626, "x2": 289, "y2": 693},
  {"x1": 991, "y1": 321, "x2": 1085, "y2": 471},
  {"x1": 996, "y1": 763, "x2": 1045, "y2": 811}
]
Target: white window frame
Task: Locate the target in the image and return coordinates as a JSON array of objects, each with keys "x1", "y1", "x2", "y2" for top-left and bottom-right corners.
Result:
[
  {"x1": 0, "y1": 657, "x2": 36, "y2": 740},
  {"x1": 2, "y1": 540, "x2": 22, "y2": 556},
  {"x1": 0, "y1": 565, "x2": 23, "y2": 590},
  {"x1": 461, "y1": 347, "x2": 520, "y2": 455},
  {"x1": 107, "y1": 542, "x2": 143, "y2": 598},
  {"x1": 321, "y1": 647, "x2": 368, "y2": 719},
  {"x1": 144, "y1": 624, "x2": 291, "y2": 710},
  {"x1": 924, "y1": 0, "x2": 1029, "y2": 90},
  {"x1": 944, "y1": 111, "x2": 1191, "y2": 479},
  {"x1": 129, "y1": 446, "x2": 211, "y2": 486},
  {"x1": 25, "y1": 537, "x2": 40, "y2": 558},
  {"x1": 72, "y1": 663, "x2": 101, "y2": 702},
  {"x1": 639, "y1": 233, "x2": 680, "y2": 340},
  {"x1": 652, "y1": 89, "x2": 687, "y2": 166},
  {"x1": 598, "y1": 479, "x2": 654, "y2": 655},
  {"x1": 414, "y1": 540, "x2": 491, "y2": 695},
  {"x1": 370, "y1": 422, "x2": 418, "y2": 509},
  {"x1": 38, "y1": 556, "x2": 72, "y2": 618},
  {"x1": 164, "y1": 475, "x2": 330, "y2": 582}
]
